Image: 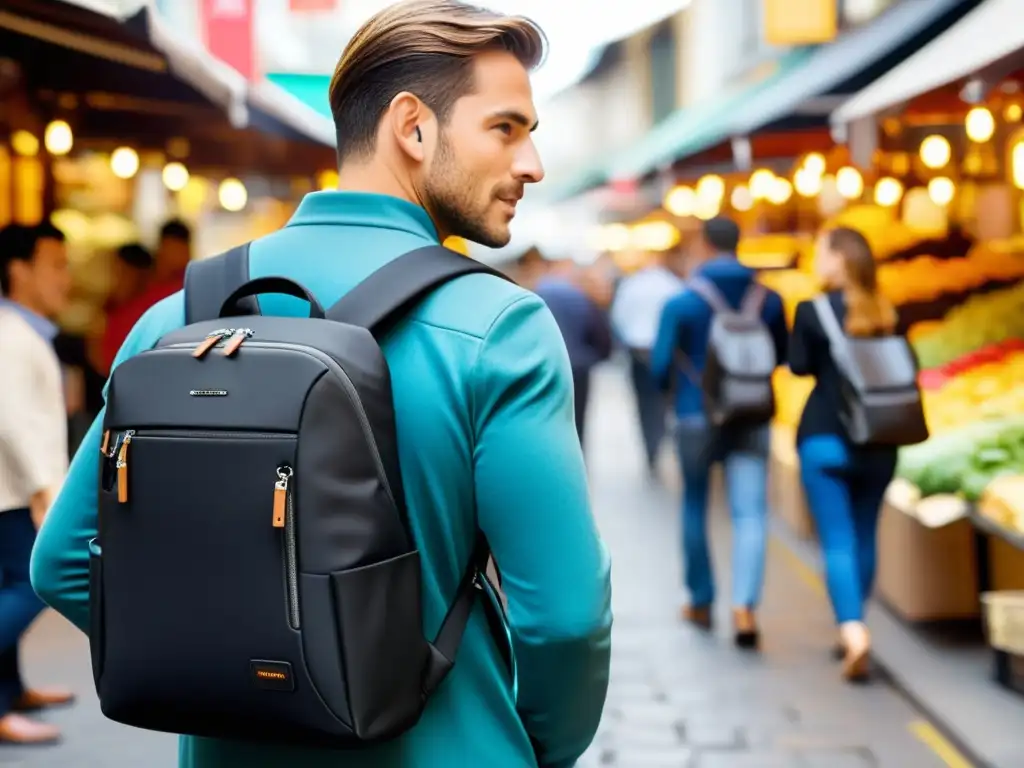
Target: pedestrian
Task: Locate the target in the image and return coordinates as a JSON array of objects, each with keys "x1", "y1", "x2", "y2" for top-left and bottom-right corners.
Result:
[
  {"x1": 650, "y1": 216, "x2": 788, "y2": 648},
  {"x1": 95, "y1": 242, "x2": 155, "y2": 376},
  {"x1": 98, "y1": 221, "x2": 190, "y2": 376},
  {"x1": 534, "y1": 258, "x2": 613, "y2": 448},
  {"x1": 32, "y1": 2, "x2": 612, "y2": 767},
  {"x1": 788, "y1": 227, "x2": 901, "y2": 682},
  {"x1": 609, "y1": 245, "x2": 686, "y2": 476},
  {"x1": 0, "y1": 222, "x2": 75, "y2": 744}
]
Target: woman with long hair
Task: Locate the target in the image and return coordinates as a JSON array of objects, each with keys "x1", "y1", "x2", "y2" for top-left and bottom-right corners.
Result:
[{"x1": 788, "y1": 226, "x2": 900, "y2": 682}]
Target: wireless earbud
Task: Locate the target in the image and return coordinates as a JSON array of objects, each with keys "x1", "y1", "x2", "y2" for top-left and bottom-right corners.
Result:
[{"x1": 415, "y1": 126, "x2": 423, "y2": 143}]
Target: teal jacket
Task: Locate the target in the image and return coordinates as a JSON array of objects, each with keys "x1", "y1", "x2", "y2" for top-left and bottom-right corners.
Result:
[{"x1": 31, "y1": 192, "x2": 613, "y2": 768}]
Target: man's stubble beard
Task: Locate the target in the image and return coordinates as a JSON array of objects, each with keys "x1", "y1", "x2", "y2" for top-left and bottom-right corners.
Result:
[{"x1": 423, "y1": 133, "x2": 511, "y2": 249}]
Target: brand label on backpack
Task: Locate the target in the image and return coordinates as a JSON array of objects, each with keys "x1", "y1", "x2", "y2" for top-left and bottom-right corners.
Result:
[{"x1": 250, "y1": 660, "x2": 295, "y2": 692}]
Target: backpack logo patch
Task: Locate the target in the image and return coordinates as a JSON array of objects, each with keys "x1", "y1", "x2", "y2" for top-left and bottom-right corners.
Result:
[
  {"x1": 189, "y1": 389, "x2": 228, "y2": 397},
  {"x1": 250, "y1": 660, "x2": 295, "y2": 692}
]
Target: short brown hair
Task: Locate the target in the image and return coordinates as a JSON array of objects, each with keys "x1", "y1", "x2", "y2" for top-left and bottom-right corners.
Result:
[{"x1": 328, "y1": 0, "x2": 546, "y2": 163}]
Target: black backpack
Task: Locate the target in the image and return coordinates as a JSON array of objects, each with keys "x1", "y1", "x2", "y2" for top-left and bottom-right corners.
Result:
[
  {"x1": 684, "y1": 277, "x2": 777, "y2": 427},
  {"x1": 90, "y1": 243, "x2": 514, "y2": 747},
  {"x1": 812, "y1": 295, "x2": 929, "y2": 447}
]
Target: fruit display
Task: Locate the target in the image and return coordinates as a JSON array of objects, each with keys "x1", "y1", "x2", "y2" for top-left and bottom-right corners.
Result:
[
  {"x1": 897, "y1": 417, "x2": 1024, "y2": 502},
  {"x1": 877, "y1": 244, "x2": 1024, "y2": 306},
  {"x1": 911, "y1": 281, "x2": 1024, "y2": 369},
  {"x1": 979, "y1": 475, "x2": 1024, "y2": 533},
  {"x1": 918, "y1": 341, "x2": 1024, "y2": 434},
  {"x1": 757, "y1": 269, "x2": 819, "y2": 326}
]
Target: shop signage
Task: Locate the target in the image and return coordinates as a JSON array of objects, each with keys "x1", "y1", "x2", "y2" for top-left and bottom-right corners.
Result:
[
  {"x1": 763, "y1": 0, "x2": 837, "y2": 46},
  {"x1": 201, "y1": 0, "x2": 255, "y2": 80},
  {"x1": 289, "y1": 0, "x2": 338, "y2": 9}
]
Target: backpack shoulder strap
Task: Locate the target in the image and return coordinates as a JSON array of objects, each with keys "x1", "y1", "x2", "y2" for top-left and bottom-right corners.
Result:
[
  {"x1": 184, "y1": 243, "x2": 259, "y2": 324},
  {"x1": 327, "y1": 245, "x2": 513, "y2": 336},
  {"x1": 740, "y1": 283, "x2": 769, "y2": 319},
  {"x1": 422, "y1": 533, "x2": 512, "y2": 696},
  {"x1": 811, "y1": 294, "x2": 846, "y2": 347},
  {"x1": 688, "y1": 276, "x2": 732, "y2": 315}
]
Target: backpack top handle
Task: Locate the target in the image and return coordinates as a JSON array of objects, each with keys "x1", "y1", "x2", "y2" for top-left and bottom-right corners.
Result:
[{"x1": 219, "y1": 276, "x2": 326, "y2": 320}]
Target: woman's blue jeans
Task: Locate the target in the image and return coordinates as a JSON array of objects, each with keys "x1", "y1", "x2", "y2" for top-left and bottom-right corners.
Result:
[
  {"x1": 676, "y1": 417, "x2": 769, "y2": 609},
  {"x1": 798, "y1": 435, "x2": 896, "y2": 624}
]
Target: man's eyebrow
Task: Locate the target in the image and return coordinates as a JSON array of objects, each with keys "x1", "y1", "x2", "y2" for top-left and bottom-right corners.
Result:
[{"x1": 490, "y1": 110, "x2": 539, "y2": 132}]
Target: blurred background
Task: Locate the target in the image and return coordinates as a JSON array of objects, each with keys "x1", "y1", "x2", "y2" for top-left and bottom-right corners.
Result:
[{"x1": 6, "y1": 0, "x2": 1024, "y2": 766}]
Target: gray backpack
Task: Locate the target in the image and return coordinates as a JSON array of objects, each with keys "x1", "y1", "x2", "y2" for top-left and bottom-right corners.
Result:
[
  {"x1": 811, "y1": 295, "x2": 928, "y2": 446},
  {"x1": 686, "y1": 277, "x2": 777, "y2": 427}
]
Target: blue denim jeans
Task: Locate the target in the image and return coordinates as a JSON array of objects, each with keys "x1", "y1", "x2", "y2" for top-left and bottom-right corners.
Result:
[
  {"x1": 676, "y1": 417, "x2": 770, "y2": 609},
  {"x1": 629, "y1": 355, "x2": 668, "y2": 468},
  {"x1": 798, "y1": 435, "x2": 896, "y2": 624},
  {"x1": 0, "y1": 508, "x2": 45, "y2": 716}
]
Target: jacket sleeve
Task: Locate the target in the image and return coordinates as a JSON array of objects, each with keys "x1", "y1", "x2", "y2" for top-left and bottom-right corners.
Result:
[
  {"x1": 766, "y1": 290, "x2": 789, "y2": 369},
  {"x1": 650, "y1": 295, "x2": 682, "y2": 389},
  {"x1": 31, "y1": 293, "x2": 185, "y2": 632},
  {"x1": 472, "y1": 294, "x2": 612, "y2": 768},
  {"x1": 788, "y1": 300, "x2": 817, "y2": 377}
]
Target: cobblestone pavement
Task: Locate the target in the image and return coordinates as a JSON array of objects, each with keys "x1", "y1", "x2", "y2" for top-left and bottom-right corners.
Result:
[{"x1": 4, "y1": 363, "x2": 955, "y2": 767}]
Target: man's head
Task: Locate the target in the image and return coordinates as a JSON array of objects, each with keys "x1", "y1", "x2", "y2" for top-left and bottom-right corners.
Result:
[
  {"x1": 111, "y1": 242, "x2": 154, "y2": 304},
  {"x1": 156, "y1": 218, "x2": 191, "y2": 278},
  {"x1": 0, "y1": 221, "x2": 70, "y2": 319},
  {"x1": 691, "y1": 216, "x2": 741, "y2": 262},
  {"x1": 329, "y1": 0, "x2": 547, "y2": 247}
]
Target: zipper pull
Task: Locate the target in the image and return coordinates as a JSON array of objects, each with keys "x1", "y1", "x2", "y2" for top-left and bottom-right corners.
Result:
[
  {"x1": 100, "y1": 430, "x2": 110, "y2": 455},
  {"x1": 222, "y1": 328, "x2": 253, "y2": 358},
  {"x1": 116, "y1": 430, "x2": 135, "y2": 504},
  {"x1": 273, "y1": 466, "x2": 292, "y2": 528},
  {"x1": 192, "y1": 329, "x2": 231, "y2": 359}
]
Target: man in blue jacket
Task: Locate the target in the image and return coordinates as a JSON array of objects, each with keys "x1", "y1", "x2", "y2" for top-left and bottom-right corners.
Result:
[
  {"x1": 533, "y1": 259, "x2": 612, "y2": 447},
  {"x1": 30, "y1": 2, "x2": 612, "y2": 767},
  {"x1": 650, "y1": 216, "x2": 786, "y2": 647}
]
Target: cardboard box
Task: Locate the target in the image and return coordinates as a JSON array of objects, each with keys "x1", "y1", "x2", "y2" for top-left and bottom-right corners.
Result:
[{"x1": 876, "y1": 501, "x2": 980, "y2": 622}]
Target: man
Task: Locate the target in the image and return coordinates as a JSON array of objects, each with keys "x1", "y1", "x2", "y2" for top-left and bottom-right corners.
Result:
[
  {"x1": 650, "y1": 217, "x2": 787, "y2": 646},
  {"x1": 95, "y1": 242, "x2": 154, "y2": 375},
  {"x1": 99, "y1": 221, "x2": 189, "y2": 375},
  {"x1": 609, "y1": 246, "x2": 685, "y2": 475},
  {"x1": 534, "y1": 258, "x2": 613, "y2": 447},
  {"x1": 0, "y1": 223, "x2": 75, "y2": 744},
  {"x1": 32, "y1": 3, "x2": 612, "y2": 767}
]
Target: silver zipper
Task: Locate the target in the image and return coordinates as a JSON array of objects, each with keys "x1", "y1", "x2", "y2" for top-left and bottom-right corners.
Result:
[
  {"x1": 277, "y1": 465, "x2": 300, "y2": 630},
  {"x1": 134, "y1": 430, "x2": 286, "y2": 440},
  {"x1": 161, "y1": 341, "x2": 397, "y2": 508}
]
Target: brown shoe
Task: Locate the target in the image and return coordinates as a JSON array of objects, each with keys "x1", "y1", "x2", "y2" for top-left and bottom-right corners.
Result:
[
  {"x1": 0, "y1": 713, "x2": 60, "y2": 744},
  {"x1": 13, "y1": 688, "x2": 76, "y2": 712},
  {"x1": 681, "y1": 604, "x2": 712, "y2": 630},
  {"x1": 733, "y1": 608, "x2": 760, "y2": 650},
  {"x1": 840, "y1": 621, "x2": 871, "y2": 683}
]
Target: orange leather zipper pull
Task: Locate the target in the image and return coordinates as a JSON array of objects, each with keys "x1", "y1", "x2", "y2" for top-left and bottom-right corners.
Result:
[
  {"x1": 193, "y1": 329, "x2": 230, "y2": 359},
  {"x1": 222, "y1": 330, "x2": 248, "y2": 357},
  {"x1": 100, "y1": 430, "x2": 110, "y2": 455},
  {"x1": 273, "y1": 467, "x2": 292, "y2": 528},
  {"x1": 116, "y1": 431, "x2": 134, "y2": 504}
]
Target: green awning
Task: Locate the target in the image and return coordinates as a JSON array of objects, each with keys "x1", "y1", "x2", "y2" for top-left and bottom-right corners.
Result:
[
  {"x1": 265, "y1": 73, "x2": 333, "y2": 122},
  {"x1": 604, "y1": 48, "x2": 814, "y2": 182},
  {"x1": 544, "y1": 49, "x2": 815, "y2": 203}
]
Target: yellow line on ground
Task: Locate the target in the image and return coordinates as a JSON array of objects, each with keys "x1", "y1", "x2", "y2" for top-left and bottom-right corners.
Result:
[
  {"x1": 770, "y1": 534, "x2": 977, "y2": 768},
  {"x1": 909, "y1": 720, "x2": 976, "y2": 768},
  {"x1": 768, "y1": 536, "x2": 826, "y2": 597}
]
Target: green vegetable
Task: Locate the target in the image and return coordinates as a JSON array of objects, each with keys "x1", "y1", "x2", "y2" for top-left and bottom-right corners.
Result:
[{"x1": 897, "y1": 416, "x2": 1024, "y2": 500}]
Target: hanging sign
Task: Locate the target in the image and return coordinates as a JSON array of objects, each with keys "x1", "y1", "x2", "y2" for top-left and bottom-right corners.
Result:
[{"x1": 763, "y1": 0, "x2": 837, "y2": 46}]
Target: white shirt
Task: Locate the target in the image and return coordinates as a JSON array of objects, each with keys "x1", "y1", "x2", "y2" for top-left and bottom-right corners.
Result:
[
  {"x1": 0, "y1": 307, "x2": 68, "y2": 512},
  {"x1": 610, "y1": 266, "x2": 685, "y2": 350}
]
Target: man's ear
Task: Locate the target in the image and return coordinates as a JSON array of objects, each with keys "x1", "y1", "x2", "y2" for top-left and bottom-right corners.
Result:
[{"x1": 387, "y1": 92, "x2": 430, "y2": 163}]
